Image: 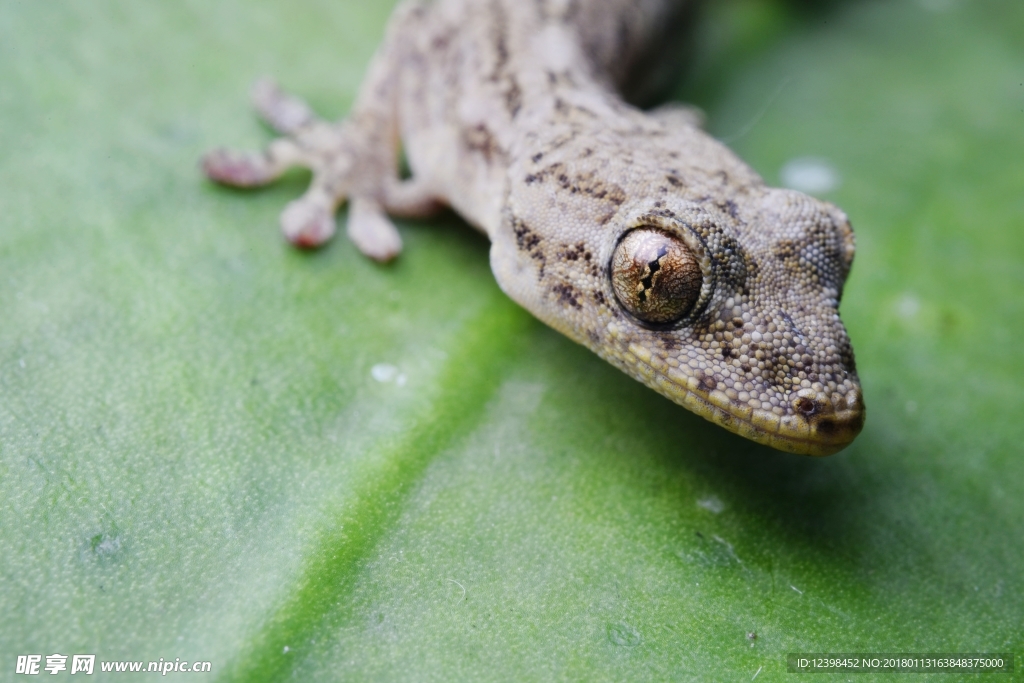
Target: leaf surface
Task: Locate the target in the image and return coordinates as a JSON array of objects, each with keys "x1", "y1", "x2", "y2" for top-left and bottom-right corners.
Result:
[{"x1": 1, "y1": 1, "x2": 1021, "y2": 681}]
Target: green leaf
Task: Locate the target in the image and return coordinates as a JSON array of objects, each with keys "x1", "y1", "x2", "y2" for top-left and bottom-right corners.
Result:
[{"x1": 2, "y1": 1, "x2": 1021, "y2": 681}]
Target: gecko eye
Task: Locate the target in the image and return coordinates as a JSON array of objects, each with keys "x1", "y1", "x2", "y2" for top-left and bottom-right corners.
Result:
[{"x1": 611, "y1": 228, "x2": 703, "y2": 325}]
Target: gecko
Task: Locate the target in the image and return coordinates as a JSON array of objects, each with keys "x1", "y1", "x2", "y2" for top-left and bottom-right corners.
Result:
[{"x1": 202, "y1": 0, "x2": 864, "y2": 455}]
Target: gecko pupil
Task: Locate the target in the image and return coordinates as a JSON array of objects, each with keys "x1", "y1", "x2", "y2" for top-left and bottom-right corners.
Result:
[
  {"x1": 611, "y1": 228, "x2": 702, "y2": 325},
  {"x1": 636, "y1": 246, "x2": 668, "y2": 303}
]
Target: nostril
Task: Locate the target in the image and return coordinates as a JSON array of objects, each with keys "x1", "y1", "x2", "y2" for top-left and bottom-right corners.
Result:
[{"x1": 795, "y1": 397, "x2": 818, "y2": 416}]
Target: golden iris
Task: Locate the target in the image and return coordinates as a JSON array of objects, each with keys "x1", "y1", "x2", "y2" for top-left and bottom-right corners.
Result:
[{"x1": 611, "y1": 228, "x2": 702, "y2": 325}]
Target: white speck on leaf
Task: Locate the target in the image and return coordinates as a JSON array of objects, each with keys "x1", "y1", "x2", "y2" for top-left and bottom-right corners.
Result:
[
  {"x1": 780, "y1": 157, "x2": 841, "y2": 194},
  {"x1": 697, "y1": 495, "x2": 725, "y2": 514},
  {"x1": 371, "y1": 363, "x2": 400, "y2": 383},
  {"x1": 447, "y1": 578, "x2": 466, "y2": 603},
  {"x1": 608, "y1": 622, "x2": 642, "y2": 647},
  {"x1": 896, "y1": 293, "x2": 920, "y2": 318}
]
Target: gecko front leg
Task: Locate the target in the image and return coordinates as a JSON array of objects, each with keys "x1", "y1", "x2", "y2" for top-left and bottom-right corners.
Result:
[{"x1": 202, "y1": 1, "x2": 441, "y2": 261}]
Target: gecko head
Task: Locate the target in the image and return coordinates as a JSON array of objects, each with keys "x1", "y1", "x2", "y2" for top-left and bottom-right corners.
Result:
[
  {"x1": 594, "y1": 188, "x2": 864, "y2": 455},
  {"x1": 494, "y1": 158, "x2": 863, "y2": 455}
]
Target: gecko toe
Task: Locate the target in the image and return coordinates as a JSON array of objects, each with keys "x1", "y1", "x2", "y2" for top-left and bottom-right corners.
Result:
[
  {"x1": 281, "y1": 199, "x2": 336, "y2": 249},
  {"x1": 347, "y1": 197, "x2": 403, "y2": 262},
  {"x1": 202, "y1": 148, "x2": 277, "y2": 187}
]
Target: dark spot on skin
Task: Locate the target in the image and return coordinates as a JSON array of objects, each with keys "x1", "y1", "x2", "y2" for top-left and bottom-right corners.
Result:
[
  {"x1": 462, "y1": 124, "x2": 502, "y2": 163},
  {"x1": 431, "y1": 31, "x2": 453, "y2": 50},
  {"x1": 722, "y1": 346, "x2": 735, "y2": 359},
  {"x1": 594, "y1": 291, "x2": 607, "y2": 306},
  {"x1": 531, "y1": 152, "x2": 544, "y2": 163},
  {"x1": 512, "y1": 217, "x2": 541, "y2": 251},
  {"x1": 816, "y1": 419, "x2": 836, "y2": 436},
  {"x1": 532, "y1": 250, "x2": 547, "y2": 278},
  {"x1": 698, "y1": 375, "x2": 717, "y2": 392},
  {"x1": 531, "y1": 163, "x2": 626, "y2": 208},
  {"x1": 666, "y1": 175, "x2": 681, "y2": 187},
  {"x1": 552, "y1": 282, "x2": 582, "y2": 309},
  {"x1": 489, "y1": 1, "x2": 509, "y2": 79},
  {"x1": 719, "y1": 200, "x2": 739, "y2": 219},
  {"x1": 560, "y1": 242, "x2": 588, "y2": 262},
  {"x1": 546, "y1": 70, "x2": 579, "y2": 89},
  {"x1": 795, "y1": 397, "x2": 817, "y2": 416},
  {"x1": 741, "y1": 364, "x2": 752, "y2": 373},
  {"x1": 504, "y1": 77, "x2": 522, "y2": 117}
]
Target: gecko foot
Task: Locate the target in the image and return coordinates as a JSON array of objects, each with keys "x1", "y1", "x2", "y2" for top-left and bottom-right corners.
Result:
[{"x1": 203, "y1": 0, "x2": 442, "y2": 262}]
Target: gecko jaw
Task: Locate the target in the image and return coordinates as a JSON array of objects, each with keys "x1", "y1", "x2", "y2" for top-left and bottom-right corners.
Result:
[
  {"x1": 666, "y1": 376, "x2": 865, "y2": 456},
  {"x1": 610, "y1": 347, "x2": 864, "y2": 456}
]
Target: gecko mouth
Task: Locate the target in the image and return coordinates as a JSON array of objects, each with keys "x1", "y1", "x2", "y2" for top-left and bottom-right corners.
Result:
[
  {"x1": 673, "y1": 378, "x2": 864, "y2": 455},
  {"x1": 616, "y1": 347, "x2": 864, "y2": 456}
]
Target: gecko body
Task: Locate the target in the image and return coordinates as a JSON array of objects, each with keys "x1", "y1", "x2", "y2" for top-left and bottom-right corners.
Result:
[{"x1": 203, "y1": 0, "x2": 865, "y2": 455}]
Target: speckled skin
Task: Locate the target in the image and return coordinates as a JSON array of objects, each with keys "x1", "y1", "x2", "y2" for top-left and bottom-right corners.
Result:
[{"x1": 203, "y1": 0, "x2": 864, "y2": 455}]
